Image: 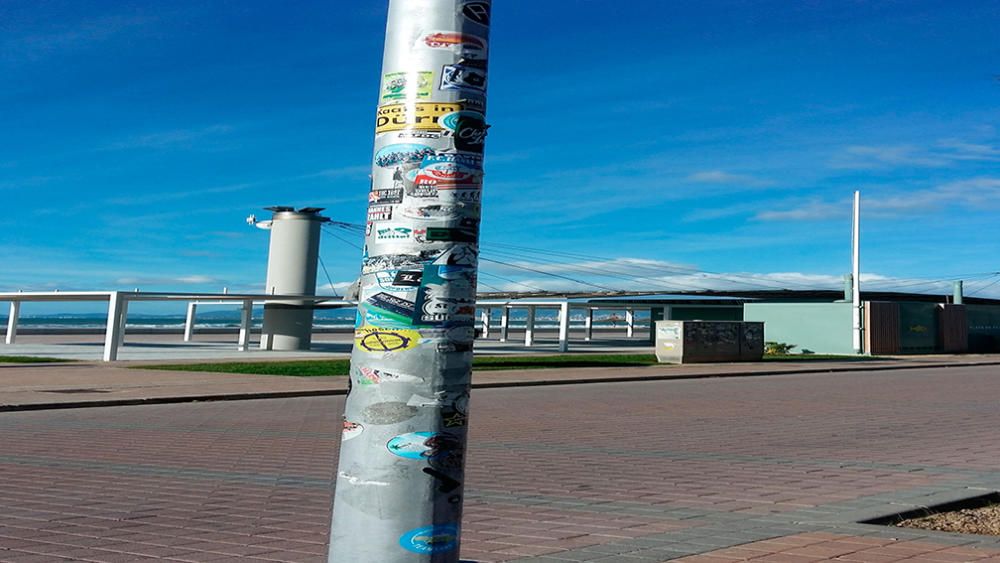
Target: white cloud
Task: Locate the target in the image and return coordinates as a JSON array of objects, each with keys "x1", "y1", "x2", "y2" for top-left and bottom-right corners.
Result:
[
  {"x1": 686, "y1": 170, "x2": 770, "y2": 186},
  {"x1": 756, "y1": 177, "x2": 1000, "y2": 221},
  {"x1": 100, "y1": 124, "x2": 234, "y2": 151},
  {"x1": 0, "y1": 175, "x2": 59, "y2": 191},
  {"x1": 937, "y1": 139, "x2": 1000, "y2": 161},
  {"x1": 115, "y1": 275, "x2": 224, "y2": 286},
  {"x1": 476, "y1": 258, "x2": 1000, "y2": 299},
  {"x1": 832, "y1": 139, "x2": 1000, "y2": 169},
  {"x1": 755, "y1": 200, "x2": 845, "y2": 222},
  {"x1": 3, "y1": 14, "x2": 156, "y2": 63}
]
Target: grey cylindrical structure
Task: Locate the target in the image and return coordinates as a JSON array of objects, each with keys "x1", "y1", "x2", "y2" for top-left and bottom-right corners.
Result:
[
  {"x1": 261, "y1": 208, "x2": 326, "y2": 351},
  {"x1": 843, "y1": 274, "x2": 853, "y2": 302},
  {"x1": 953, "y1": 280, "x2": 964, "y2": 305},
  {"x1": 329, "y1": 1, "x2": 490, "y2": 561}
]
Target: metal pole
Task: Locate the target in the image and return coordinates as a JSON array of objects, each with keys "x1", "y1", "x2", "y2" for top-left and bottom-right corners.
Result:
[
  {"x1": 625, "y1": 307, "x2": 635, "y2": 338},
  {"x1": 953, "y1": 281, "x2": 964, "y2": 305},
  {"x1": 852, "y1": 191, "x2": 863, "y2": 354},
  {"x1": 329, "y1": 1, "x2": 491, "y2": 560}
]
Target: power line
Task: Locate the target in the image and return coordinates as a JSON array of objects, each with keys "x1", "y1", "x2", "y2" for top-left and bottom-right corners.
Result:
[
  {"x1": 322, "y1": 226, "x2": 364, "y2": 251},
  {"x1": 478, "y1": 270, "x2": 547, "y2": 293},
  {"x1": 479, "y1": 256, "x2": 621, "y2": 292},
  {"x1": 318, "y1": 255, "x2": 339, "y2": 297},
  {"x1": 317, "y1": 219, "x2": 998, "y2": 296}
]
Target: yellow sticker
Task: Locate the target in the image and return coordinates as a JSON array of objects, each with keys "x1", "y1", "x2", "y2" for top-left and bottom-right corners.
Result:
[
  {"x1": 355, "y1": 327, "x2": 421, "y2": 353},
  {"x1": 375, "y1": 102, "x2": 463, "y2": 134}
]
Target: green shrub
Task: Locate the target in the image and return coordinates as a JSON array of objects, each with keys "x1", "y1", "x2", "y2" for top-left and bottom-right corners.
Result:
[{"x1": 764, "y1": 341, "x2": 797, "y2": 355}]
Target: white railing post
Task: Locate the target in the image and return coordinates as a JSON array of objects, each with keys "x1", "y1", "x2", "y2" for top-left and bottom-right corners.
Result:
[
  {"x1": 116, "y1": 297, "x2": 130, "y2": 348},
  {"x1": 524, "y1": 306, "x2": 536, "y2": 347},
  {"x1": 238, "y1": 299, "x2": 253, "y2": 351},
  {"x1": 558, "y1": 302, "x2": 570, "y2": 353},
  {"x1": 626, "y1": 307, "x2": 635, "y2": 338},
  {"x1": 184, "y1": 302, "x2": 198, "y2": 342},
  {"x1": 499, "y1": 306, "x2": 510, "y2": 342},
  {"x1": 103, "y1": 292, "x2": 123, "y2": 362},
  {"x1": 585, "y1": 307, "x2": 594, "y2": 341},
  {"x1": 5, "y1": 301, "x2": 19, "y2": 345},
  {"x1": 480, "y1": 307, "x2": 491, "y2": 339}
]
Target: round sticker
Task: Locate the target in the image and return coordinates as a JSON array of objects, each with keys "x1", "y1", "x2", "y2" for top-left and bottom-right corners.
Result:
[
  {"x1": 386, "y1": 432, "x2": 461, "y2": 460},
  {"x1": 342, "y1": 420, "x2": 364, "y2": 441},
  {"x1": 355, "y1": 328, "x2": 421, "y2": 352},
  {"x1": 440, "y1": 110, "x2": 484, "y2": 132},
  {"x1": 399, "y1": 524, "x2": 459, "y2": 555}
]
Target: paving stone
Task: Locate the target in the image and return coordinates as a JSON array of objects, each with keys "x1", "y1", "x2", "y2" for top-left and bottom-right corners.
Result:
[{"x1": 2, "y1": 367, "x2": 1000, "y2": 561}]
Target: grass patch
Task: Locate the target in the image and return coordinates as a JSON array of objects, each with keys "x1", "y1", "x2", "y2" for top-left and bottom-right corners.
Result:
[
  {"x1": 473, "y1": 354, "x2": 658, "y2": 371},
  {"x1": 0, "y1": 355, "x2": 75, "y2": 364},
  {"x1": 141, "y1": 354, "x2": 661, "y2": 377},
  {"x1": 139, "y1": 352, "x2": 883, "y2": 377},
  {"x1": 144, "y1": 359, "x2": 353, "y2": 377},
  {"x1": 764, "y1": 354, "x2": 885, "y2": 362}
]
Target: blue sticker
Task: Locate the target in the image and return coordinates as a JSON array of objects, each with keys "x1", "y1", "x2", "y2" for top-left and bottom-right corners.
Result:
[
  {"x1": 399, "y1": 524, "x2": 459, "y2": 555},
  {"x1": 440, "y1": 110, "x2": 484, "y2": 132},
  {"x1": 386, "y1": 431, "x2": 462, "y2": 460},
  {"x1": 386, "y1": 431, "x2": 435, "y2": 459},
  {"x1": 374, "y1": 143, "x2": 435, "y2": 168}
]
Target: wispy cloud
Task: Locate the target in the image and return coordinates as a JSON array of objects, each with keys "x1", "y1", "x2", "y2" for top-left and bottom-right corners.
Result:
[
  {"x1": 683, "y1": 202, "x2": 767, "y2": 222},
  {"x1": 755, "y1": 200, "x2": 845, "y2": 222},
  {"x1": 832, "y1": 139, "x2": 1000, "y2": 169},
  {"x1": 0, "y1": 175, "x2": 59, "y2": 191},
  {"x1": 100, "y1": 124, "x2": 234, "y2": 151},
  {"x1": 477, "y1": 257, "x2": 1000, "y2": 298},
  {"x1": 754, "y1": 176, "x2": 1000, "y2": 221},
  {"x1": 482, "y1": 265, "x2": 843, "y2": 294},
  {"x1": 305, "y1": 166, "x2": 371, "y2": 179},
  {"x1": 3, "y1": 14, "x2": 156, "y2": 63},
  {"x1": 115, "y1": 275, "x2": 225, "y2": 286},
  {"x1": 685, "y1": 170, "x2": 771, "y2": 186}
]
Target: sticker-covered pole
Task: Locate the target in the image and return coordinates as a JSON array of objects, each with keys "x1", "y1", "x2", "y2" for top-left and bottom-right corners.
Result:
[{"x1": 328, "y1": 1, "x2": 491, "y2": 561}]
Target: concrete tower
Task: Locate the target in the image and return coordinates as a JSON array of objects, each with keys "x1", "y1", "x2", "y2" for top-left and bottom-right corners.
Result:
[{"x1": 259, "y1": 206, "x2": 329, "y2": 351}]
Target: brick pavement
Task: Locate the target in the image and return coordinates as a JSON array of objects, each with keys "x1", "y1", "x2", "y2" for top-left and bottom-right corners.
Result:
[
  {"x1": 1, "y1": 366, "x2": 1000, "y2": 561},
  {"x1": 4, "y1": 355, "x2": 999, "y2": 411}
]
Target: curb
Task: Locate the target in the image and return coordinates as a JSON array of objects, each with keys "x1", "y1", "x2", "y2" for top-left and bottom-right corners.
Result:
[
  {"x1": 2, "y1": 361, "x2": 998, "y2": 413},
  {"x1": 470, "y1": 360, "x2": 1000, "y2": 389},
  {"x1": 0, "y1": 389, "x2": 344, "y2": 413}
]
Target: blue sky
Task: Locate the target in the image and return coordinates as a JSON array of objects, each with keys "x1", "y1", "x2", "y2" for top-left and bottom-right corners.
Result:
[{"x1": 2, "y1": 0, "x2": 999, "y2": 308}]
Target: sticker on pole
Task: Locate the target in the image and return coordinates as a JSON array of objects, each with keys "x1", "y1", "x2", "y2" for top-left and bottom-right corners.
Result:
[
  {"x1": 375, "y1": 102, "x2": 463, "y2": 134},
  {"x1": 460, "y1": 1, "x2": 491, "y2": 26},
  {"x1": 342, "y1": 420, "x2": 364, "y2": 441},
  {"x1": 354, "y1": 327, "x2": 420, "y2": 352},
  {"x1": 399, "y1": 524, "x2": 459, "y2": 555},
  {"x1": 386, "y1": 431, "x2": 462, "y2": 460}
]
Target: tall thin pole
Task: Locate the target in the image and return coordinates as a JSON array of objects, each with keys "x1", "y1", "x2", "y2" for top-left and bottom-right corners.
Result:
[
  {"x1": 329, "y1": 1, "x2": 491, "y2": 561},
  {"x1": 852, "y1": 190, "x2": 863, "y2": 354}
]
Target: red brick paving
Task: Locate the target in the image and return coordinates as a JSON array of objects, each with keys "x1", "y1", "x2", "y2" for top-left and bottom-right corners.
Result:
[
  {"x1": 674, "y1": 532, "x2": 1000, "y2": 562},
  {"x1": 1, "y1": 366, "x2": 1000, "y2": 561}
]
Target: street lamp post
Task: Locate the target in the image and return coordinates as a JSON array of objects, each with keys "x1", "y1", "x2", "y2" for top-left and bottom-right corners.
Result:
[{"x1": 328, "y1": 1, "x2": 492, "y2": 561}]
